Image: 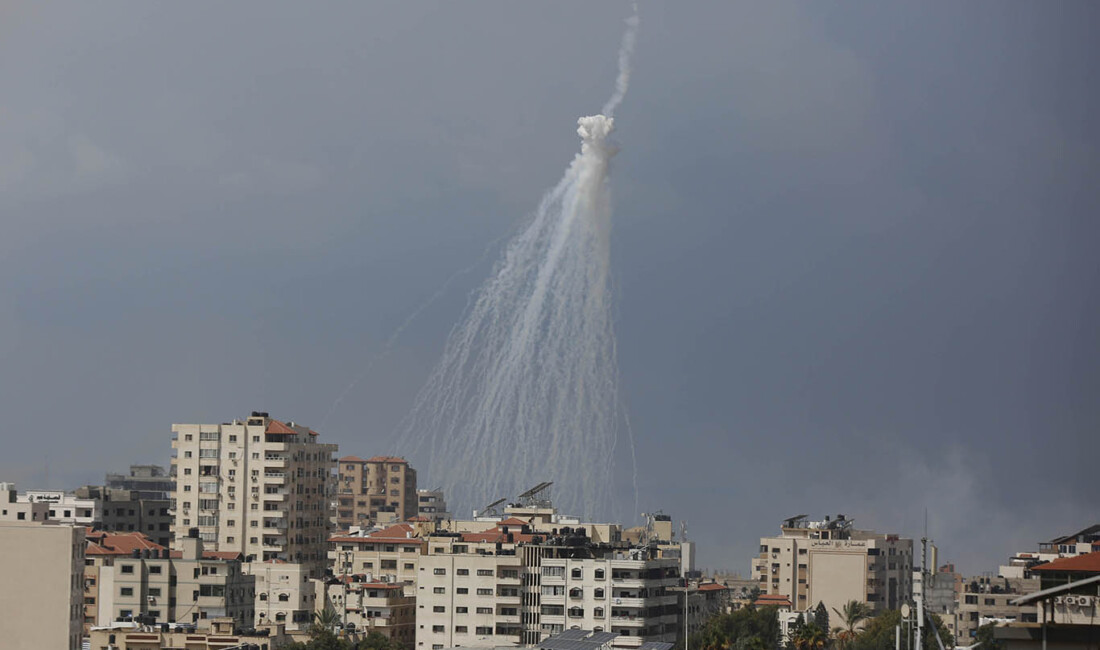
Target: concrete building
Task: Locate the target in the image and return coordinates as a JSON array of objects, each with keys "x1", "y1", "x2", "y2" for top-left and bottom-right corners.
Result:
[
  {"x1": 0, "y1": 520, "x2": 86, "y2": 650},
  {"x1": 751, "y1": 514, "x2": 913, "y2": 616},
  {"x1": 170, "y1": 411, "x2": 337, "y2": 576},
  {"x1": 88, "y1": 617, "x2": 290, "y2": 650},
  {"x1": 84, "y1": 529, "x2": 256, "y2": 631},
  {"x1": 0, "y1": 482, "x2": 50, "y2": 522},
  {"x1": 250, "y1": 558, "x2": 319, "y2": 631},
  {"x1": 76, "y1": 485, "x2": 173, "y2": 547},
  {"x1": 16, "y1": 488, "x2": 99, "y2": 524},
  {"x1": 418, "y1": 488, "x2": 452, "y2": 524},
  {"x1": 106, "y1": 464, "x2": 174, "y2": 500},
  {"x1": 999, "y1": 524, "x2": 1100, "y2": 579},
  {"x1": 324, "y1": 575, "x2": 416, "y2": 646},
  {"x1": 329, "y1": 522, "x2": 431, "y2": 589},
  {"x1": 994, "y1": 558, "x2": 1100, "y2": 650},
  {"x1": 951, "y1": 574, "x2": 1039, "y2": 645},
  {"x1": 416, "y1": 517, "x2": 681, "y2": 650},
  {"x1": 336, "y1": 456, "x2": 418, "y2": 530}
]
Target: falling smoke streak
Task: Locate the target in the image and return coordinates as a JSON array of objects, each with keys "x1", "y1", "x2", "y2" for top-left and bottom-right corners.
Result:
[
  {"x1": 319, "y1": 229, "x2": 516, "y2": 432},
  {"x1": 398, "y1": 11, "x2": 640, "y2": 521}
]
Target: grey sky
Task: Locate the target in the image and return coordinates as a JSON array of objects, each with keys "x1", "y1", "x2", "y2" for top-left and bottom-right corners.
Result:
[{"x1": 1, "y1": 2, "x2": 1096, "y2": 575}]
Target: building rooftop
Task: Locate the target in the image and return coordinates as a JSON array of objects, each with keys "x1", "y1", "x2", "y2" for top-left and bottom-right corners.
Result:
[
  {"x1": 85, "y1": 530, "x2": 165, "y2": 556},
  {"x1": 1029, "y1": 551, "x2": 1100, "y2": 574}
]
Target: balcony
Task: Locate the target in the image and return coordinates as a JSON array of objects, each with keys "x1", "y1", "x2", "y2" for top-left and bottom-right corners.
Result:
[
  {"x1": 612, "y1": 597, "x2": 646, "y2": 608},
  {"x1": 263, "y1": 472, "x2": 287, "y2": 484},
  {"x1": 610, "y1": 616, "x2": 646, "y2": 627},
  {"x1": 264, "y1": 455, "x2": 288, "y2": 468},
  {"x1": 263, "y1": 490, "x2": 288, "y2": 502}
]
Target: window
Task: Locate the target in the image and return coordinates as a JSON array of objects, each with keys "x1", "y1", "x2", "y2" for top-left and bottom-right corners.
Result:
[
  {"x1": 476, "y1": 607, "x2": 492, "y2": 615},
  {"x1": 477, "y1": 588, "x2": 493, "y2": 596},
  {"x1": 571, "y1": 568, "x2": 582, "y2": 579},
  {"x1": 434, "y1": 568, "x2": 446, "y2": 575},
  {"x1": 476, "y1": 626, "x2": 493, "y2": 635},
  {"x1": 149, "y1": 565, "x2": 162, "y2": 574},
  {"x1": 456, "y1": 626, "x2": 468, "y2": 633},
  {"x1": 405, "y1": 563, "x2": 415, "y2": 570},
  {"x1": 148, "y1": 587, "x2": 161, "y2": 597},
  {"x1": 594, "y1": 588, "x2": 604, "y2": 599},
  {"x1": 542, "y1": 585, "x2": 564, "y2": 596},
  {"x1": 593, "y1": 607, "x2": 604, "y2": 617},
  {"x1": 542, "y1": 566, "x2": 565, "y2": 577},
  {"x1": 433, "y1": 587, "x2": 445, "y2": 594},
  {"x1": 229, "y1": 435, "x2": 237, "y2": 442},
  {"x1": 199, "y1": 431, "x2": 219, "y2": 440},
  {"x1": 477, "y1": 569, "x2": 494, "y2": 577},
  {"x1": 457, "y1": 588, "x2": 469, "y2": 594},
  {"x1": 569, "y1": 587, "x2": 582, "y2": 599},
  {"x1": 184, "y1": 451, "x2": 192, "y2": 458},
  {"x1": 433, "y1": 606, "x2": 445, "y2": 613},
  {"x1": 456, "y1": 607, "x2": 468, "y2": 614},
  {"x1": 120, "y1": 587, "x2": 133, "y2": 596},
  {"x1": 433, "y1": 626, "x2": 445, "y2": 633},
  {"x1": 457, "y1": 568, "x2": 469, "y2": 576}
]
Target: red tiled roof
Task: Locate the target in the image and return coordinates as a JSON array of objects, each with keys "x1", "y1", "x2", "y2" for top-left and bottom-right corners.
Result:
[
  {"x1": 330, "y1": 523, "x2": 425, "y2": 545},
  {"x1": 308, "y1": 429, "x2": 320, "y2": 437},
  {"x1": 340, "y1": 456, "x2": 367, "y2": 463},
  {"x1": 499, "y1": 517, "x2": 530, "y2": 526},
  {"x1": 1030, "y1": 552, "x2": 1100, "y2": 574},
  {"x1": 407, "y1": 516, "x2": 432, "y2": 522},
  {"x1": 698, "y1": 583, "x2": 729, "y2": 592},
  {"x1": 755, "y1": 594, "x2": 793, "y2": 606},
  {"x1": 265, "y1": 419, "x2": 297, "y2": 435},
  {"x1": 460, "y1": 528, "x2": 537, "y2": 544},
  {"x1": 367, "y1": 456, "x2": 407, "y2": 464},
  {"x1": 86, "y1": 532, "x2": 165, "y2": 556}
]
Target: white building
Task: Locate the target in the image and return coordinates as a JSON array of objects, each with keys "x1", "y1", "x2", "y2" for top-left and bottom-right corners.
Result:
[
  {"x1": 171, "y1": 411, "x2": 338, "y2": 576},
  {"x1": 16, "y1": 489, "x2": 99, "y2": 524}
]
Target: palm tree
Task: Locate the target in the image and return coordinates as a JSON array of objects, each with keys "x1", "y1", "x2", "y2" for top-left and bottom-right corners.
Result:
[
  {"x1": 313, "y1": 604, "x2": 341, "y2": 633},
  {"x1": 831, "y1": 601, "x2": 871, "y2": 650},
  {"x1": 792, "y1": 623, "x2": 829, "y2": 650}
]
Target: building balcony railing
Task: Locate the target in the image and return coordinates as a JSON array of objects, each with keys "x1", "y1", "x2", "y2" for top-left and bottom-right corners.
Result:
[{"x1": 610, "y1": 616, "x2": 646, "y2": 626}]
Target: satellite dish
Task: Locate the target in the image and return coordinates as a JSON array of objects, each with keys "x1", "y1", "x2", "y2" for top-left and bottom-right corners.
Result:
[{"x1": 901, "y1": 603, "x2": 911, "y2": 619}]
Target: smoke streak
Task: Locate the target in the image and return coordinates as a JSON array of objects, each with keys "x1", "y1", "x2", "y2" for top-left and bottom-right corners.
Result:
[{"x1": 398, "y1": 13, "x2": 640, "y2": 520}]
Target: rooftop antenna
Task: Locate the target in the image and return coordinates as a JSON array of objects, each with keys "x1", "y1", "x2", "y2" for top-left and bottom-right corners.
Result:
[
  {"x1": 479, "y1": 497, "x2": 507, "y2": 518},
  {"x1": 516, "y1": 481, "x2": 553, "y2": 508}
]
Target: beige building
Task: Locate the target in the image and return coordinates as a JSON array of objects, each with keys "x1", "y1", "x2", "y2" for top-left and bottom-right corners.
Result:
[
  {"x1": 171, "y1": 411, "x2": 337, "y2": 575},
  {"x1": 250, "y1": 558, "x2": 319, "y2": 631},
  {"x1": 324, "y1": 576, "x2": 416, "y2": 646},
  {"x1": 0, "y1": 520, "x2": 86, "y2": 650},
  {"x1": 751, "y1": 514, "x2": 912, "y2": 615},
  {"x1": 330, "y1": 522, "x2": 430, "y2": 589},
  {"x1": 337, "y1": 456, "x2": 418, "y2": 530},
  {"x1": 417, "y1": 516, "x2": 681, "y2": 650},
  {"x1": 84, "y1": 529, "x2": 255, "y2": 631},
  {"x1": 88, "y1": 616, "x2": 290, "y2": 650},
  {"x1": 417, "y1": 488, "x2": 452, "y2": 523}
]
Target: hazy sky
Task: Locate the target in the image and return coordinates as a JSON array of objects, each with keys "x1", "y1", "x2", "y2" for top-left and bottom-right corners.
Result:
[{"x1": 1, "y1": 2, "x2": 1096, "y2": 575}]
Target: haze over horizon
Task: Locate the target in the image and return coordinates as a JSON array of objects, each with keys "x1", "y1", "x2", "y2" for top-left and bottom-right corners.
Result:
[{"x1": 1, "y1": 2, "x2": 1096, "y2": 577}]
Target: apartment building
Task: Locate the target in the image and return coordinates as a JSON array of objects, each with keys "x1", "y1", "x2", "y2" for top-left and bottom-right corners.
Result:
[
  {"x1": 336, "y1": 456, "x2": 418, "y2": 530},
  {"x1": 417, "y1": 488, "x2": 452, "y2": 524},
  {"x1": 751, "y1": 514, "x2": 912, "y2": 615},
  {"x1": 250, "y1": 558, "x2": 319, "y2": 631},
  {"x1": 329, "y1": 522, "x2": 430, "y2": 588},
  {"x1": 0, "y1": 482, "x2": 49, "y2": 522},
  {"x1": 999, "y1": 524, "x2": 1100, "y2": 578},
  {"x1": 950, "y1": 574, "x2": 1039, "y2": 645},
  {"x1": 0, "y1": 520, "x2": 86, "y2": 650},
  {"x1": 76, "y1": 485, "x2": 173, "y2": 547},
  {"x1": 417, "y1": 518, "x2": 681, "y2": 650},
  {"x1": 325, "y1": 576, "x2": 416, "y2": 646},
  {"x1": 16, "y1": 488, "x2": 99, "y2": 524},
  {"x1": 106, "y1": 464, "x2": 174, "y2": 500},
  {"x1": 84, "y1": 529, "x2": 255, "y2": 631},
  {"x1": 170, "y1": 411, "x2": 337, "y2": 575},
  {"x1": 88, "y1": 616, "x2": 291, "y2": 650}
]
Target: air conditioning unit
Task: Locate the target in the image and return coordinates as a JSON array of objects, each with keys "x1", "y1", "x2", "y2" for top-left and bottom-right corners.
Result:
[
  {"x1": 1054, "y1": 596, "x2": 1064, "y2": 605},
  {"x1": 1080, "y1": 596, "x2": 1095, "y2": 607}
]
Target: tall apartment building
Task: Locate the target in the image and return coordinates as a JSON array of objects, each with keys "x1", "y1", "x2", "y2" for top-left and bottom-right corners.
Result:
[
  {"x1": 170, "y1": 412, "x2": 337, "y2": 576},
  {"x1": 751, "y1": 514, "x2": 912, "y2": 616},
  {"x1": 0, "y1": 520, "x2": 86, "y2": 650},
  {"x1": 84, "y1": 529, "x2": 256, "y2": 631},
  {"x1": 417, "y1": 517, "x2": 681, "y2": 649},
  {"x1": 336, "y1": 456, "x2": 418, "y2": 530},
  {"x1": 417, "y1": 488, "x2": 452, "y2": 523}
]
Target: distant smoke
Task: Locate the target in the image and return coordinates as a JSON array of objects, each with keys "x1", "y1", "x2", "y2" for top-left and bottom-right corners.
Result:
[{"x1": 601, "y1": 7, "x2": 640, "y2": 118}]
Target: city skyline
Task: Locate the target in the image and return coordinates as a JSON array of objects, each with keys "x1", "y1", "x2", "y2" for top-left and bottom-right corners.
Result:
[{"x1": 1, "y1": 1, "x2": 1097, "y2": 580}]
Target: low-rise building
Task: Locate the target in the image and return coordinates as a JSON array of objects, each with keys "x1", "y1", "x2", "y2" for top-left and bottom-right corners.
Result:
[
  {"x1": 88, "y1": 617, "x2": 290, "y2": 650},
  {"x1": 16, "y1": 488, "x2": 99, "y2": 524},
  {"x1": 250, "y1": 559, "x2": 319, "y2": 631},
  {"x1": 329, "y1": 522, "x2": 430, "y2": 589},
  {"x1": 324, "y1": 575, "x2": 416, "y2": 646},
  {"x1": 106, "y1": 464, "x2": 174, "y2": 500},
  {"x1": 76, "y1": 485, "x2": 173, "y2": 547},
  {"x1": 84, "y1": 529, "x2": 255, "y2": 631},
  {"x1": 0, "y1": 520, "x2": 86, "y2": 650}
]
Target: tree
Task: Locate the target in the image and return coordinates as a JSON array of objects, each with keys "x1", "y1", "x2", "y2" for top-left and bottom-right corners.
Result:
[
  {"x1": 680, "y1": 604, "x2": 780, "y2": 650},
  {"x1": 791, "y1": 623, "x2": 830, "y2": 650},
  {"x1": 313, "y1": 604, "x2": 341, "y2": 633},
  {"x1": 832, "y1": 601, "x2": 872, "y2": 650},
  {"x1": 848, "y1": 610, "x2": 952, "y2": 650},
  {"x1": 813, "y1": 602, "x2": 830, "y2": 632}
]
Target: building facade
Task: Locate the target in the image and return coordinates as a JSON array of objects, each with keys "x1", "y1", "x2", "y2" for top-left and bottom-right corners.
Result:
[
  {"x1": 76, "y1": 485, "x2": 173, "y2": 547},
  {"x1": 250, "y1": 559, "x2": 319, "y2": 631},
  {"x1": 336, "y1": 456, "x2": 418, "y2": 530},
  {"x1": 751, "y1": 514, "x2": 913, "y2": 615},
  {"x1": 170, "y1": 412, "x2": 337, "y2": 575},
  {"x1": 0, "y1": 520, "x2": 86, "y2": 650},
  {"x1": 417, "y1": 488, "x2": 452, "y2": 524},
  {"x1": 106, "y1": 464, "x2": 174, "y2": 500},
  {"x1": 85, "y1": 529, "x2": 256, "y2": 631},
  {"x1": 324, "y1": 576, "x2": 416, "y2": 646}
]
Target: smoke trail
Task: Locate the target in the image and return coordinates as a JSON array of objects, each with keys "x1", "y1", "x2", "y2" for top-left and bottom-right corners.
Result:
[
  {"x1": 601, "y1": 6, "x2": 640, "y2": 118},
  {"x1": 397, "y1": 12, "x2": 640, "y2": 521}
]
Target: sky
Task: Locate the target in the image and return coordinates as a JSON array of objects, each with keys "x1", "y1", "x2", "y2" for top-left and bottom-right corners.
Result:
[{"x1": 1, "y1": 2, "x2": 1097, "y2": 576}]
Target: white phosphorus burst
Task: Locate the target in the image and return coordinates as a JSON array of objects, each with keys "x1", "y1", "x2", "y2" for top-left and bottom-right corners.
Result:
[{"x1": 399, "y1": 12, "x2": 639, "y2": 521}]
